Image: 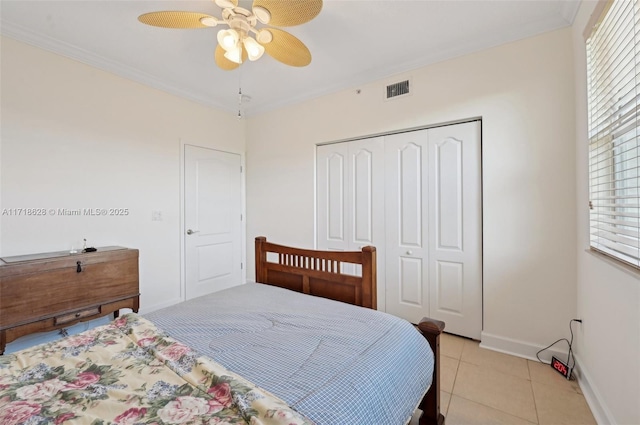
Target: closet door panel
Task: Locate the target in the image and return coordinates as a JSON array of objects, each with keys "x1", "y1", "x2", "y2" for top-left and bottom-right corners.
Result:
[
  {"x1": 400, "y1": 143, "x2": 424, "y2": 247},
  {"x1": 317, "y1": 138, "x2": 386, "y2": 310},
  {"x1": 351, "y1": 145, "x2": 375, "y2": 245},
  {"x1": 327, "y1": 153, "x2": 346, "y2": 242},
  {"x1": 434, "y1": 260, "x2": 464, "y2": 313},
  {"x1": 384, "y1": 131, "x2": 430, "y2": 324},
  {"x1": 347, "y1": 138, "x2": 385, "y2": 308},
  {"x1": 435, "y1": 138, "x2": 463, "y2": 250},
  {"x1": 400, "y1": 257, "x2": 423, "y2": 305},
  {"x1": 428, "y1": 122, "x2": 482, "y2": 339},
  {"x1": 317, "y1": 144, "x2": 349, "y2": 252}
]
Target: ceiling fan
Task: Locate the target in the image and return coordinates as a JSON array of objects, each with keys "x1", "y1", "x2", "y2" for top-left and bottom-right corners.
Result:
[{"x1": 138, "y1": 0, "x2": 322, "y2": 71}]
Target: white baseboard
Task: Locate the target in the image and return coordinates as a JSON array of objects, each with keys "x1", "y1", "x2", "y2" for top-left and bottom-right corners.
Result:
[
  {"x1": 138, "y1": 297, "x2": 184, "y2": 315},
  {"x1": 480, "y1": 331, "x2": 569, "y2": 363},
  {"x1": 573, "y1": 354, "x2": 617, "y2": 425}
]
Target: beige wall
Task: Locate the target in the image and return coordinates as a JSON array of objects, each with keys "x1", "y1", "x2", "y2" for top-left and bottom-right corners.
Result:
[
  {"x1": 0, "y1": 37, "x2": 245, "y2": 312},
  {"x1": 246, "y1": 28, "x2": 577, "y2": 359},
  {"x1": 571, "y1": 3, "x2": 640, "y2": 424}
]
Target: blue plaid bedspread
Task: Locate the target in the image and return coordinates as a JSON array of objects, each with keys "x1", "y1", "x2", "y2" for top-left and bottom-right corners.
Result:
[{"x1": 145, "y1": 283, "x2": 434, "y2": 425}]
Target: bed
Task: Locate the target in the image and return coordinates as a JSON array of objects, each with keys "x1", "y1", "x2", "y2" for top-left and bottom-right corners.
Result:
[{"x1": 0, "y1": 237, "x2": 445, "y2": 425}]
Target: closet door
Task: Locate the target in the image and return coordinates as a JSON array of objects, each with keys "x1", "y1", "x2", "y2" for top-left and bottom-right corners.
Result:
[
  {"x1": 317, "y1": 138, "x2": 386, "y2": 310},
  {"x1": 384, "y1": 131, "x2": 430, "y2": 322},
  {"x1": 427, "y1": 122, "x2": 482, "y2": 339},
  {"x1": 385, "y1": 121, "x2": 481, "y2": 339},
  {"x1": 317, "y1": 121, "x2": 482, "y2": 339}
]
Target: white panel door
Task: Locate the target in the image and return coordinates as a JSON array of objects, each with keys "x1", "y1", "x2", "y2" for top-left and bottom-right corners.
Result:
[
  {"x1": 385, "y1": 122, "x2": 481, "y2": 339},
  {"x1": 317, "y1": 138, "x2": 386, "y2": 309},
  {"x1": 385, "y1": 131, "x2": 430, "y2": 321},
  {"x1": 428, "y1": 122, "x2": 482, "y2": 339},
  {"x1": 317, "y1": 143, "x2": 349, "y2": 253},
  {"x1": 185, "y1": 145, "x2": 242, "y2": 300}
]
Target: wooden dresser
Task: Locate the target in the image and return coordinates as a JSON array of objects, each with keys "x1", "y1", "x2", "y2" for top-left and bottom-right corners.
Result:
[{"x1": 0, "y1": 246, "x2": 139, "y2": 354}]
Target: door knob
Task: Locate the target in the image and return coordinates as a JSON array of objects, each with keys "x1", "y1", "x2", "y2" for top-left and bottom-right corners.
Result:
[
  {"x1": 406, "y1": 250, "x2": 413, "y2": 255},
  {"x1": 186, "y1": 229, "x2": 199, "y2": 235}
]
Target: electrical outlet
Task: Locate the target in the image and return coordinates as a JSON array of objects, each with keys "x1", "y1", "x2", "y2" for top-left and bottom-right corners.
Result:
[{"x1": 551, "y1": 356, "x2": 571, "y2": 379}]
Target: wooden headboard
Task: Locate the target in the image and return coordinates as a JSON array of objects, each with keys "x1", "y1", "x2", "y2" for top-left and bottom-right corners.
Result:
[{"x1": 254, "y1": 236, "x2": 377, "y2": 309}]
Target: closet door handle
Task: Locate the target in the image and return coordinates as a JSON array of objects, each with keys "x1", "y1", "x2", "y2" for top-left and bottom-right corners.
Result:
[
  {"x1": 186, "y1": 229, "x2": 199, "y2": 235},
  {"x1": 406, "y1": 250, "x2": 413, "y2": 255}
]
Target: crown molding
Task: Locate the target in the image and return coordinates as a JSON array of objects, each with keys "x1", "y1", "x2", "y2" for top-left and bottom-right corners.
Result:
[
  {"x1": 246, "y1": 14, "x2": 574, "y2": 116},
  {"x1": 0, "y1": 20, "x2": 237, "y2": 115},
  {"x1": 559, "y1": 1, "x2": 581, "y2": 25}
]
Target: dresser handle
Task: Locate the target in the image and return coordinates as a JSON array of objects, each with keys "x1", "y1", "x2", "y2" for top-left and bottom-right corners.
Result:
[
  {"x1": 76, "y1": 261, "x2": 82, "y2": 273},
  {"x1": 75, "y1": 312, "x2": 81, "y2": 318}
]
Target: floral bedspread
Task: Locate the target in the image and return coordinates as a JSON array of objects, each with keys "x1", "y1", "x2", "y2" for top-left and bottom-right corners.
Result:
[{"x1": 0, "y1": 313, "x2": 313, "y2": 425}]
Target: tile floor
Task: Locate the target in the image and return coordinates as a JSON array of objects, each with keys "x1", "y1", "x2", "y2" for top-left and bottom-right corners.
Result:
[{"x1": 436, "y1": 333, "x2": 597, "y2": 425}]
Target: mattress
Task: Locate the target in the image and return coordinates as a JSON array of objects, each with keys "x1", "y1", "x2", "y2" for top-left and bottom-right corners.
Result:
[{"x1": 145, "y1": 282, "x2": 434, "y2": 425}]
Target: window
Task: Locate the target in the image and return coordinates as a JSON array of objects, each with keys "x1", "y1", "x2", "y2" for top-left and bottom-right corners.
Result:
[{"x1": 587, "y1": 0, "x2": 639, "y2": 268}]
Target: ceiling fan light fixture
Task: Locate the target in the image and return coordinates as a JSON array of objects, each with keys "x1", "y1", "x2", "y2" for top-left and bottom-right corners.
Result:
[
  {"x1": 200, "y1": 16, "x2": 218, "y2": 27},
  {"x1": 252, "y1": 6, "x2": 271, "y2": 24},
  {"x1": 243, "y1": 36, "x2": 265, "y2": 61},
  {"x1": 224, "y1": 46, "x2": 243, "y2": 64},
  {"x1": 138, "y1": 0, "x2": 322, "y2": 70},
  {"x1": 217, "y1": 29, "x2": 239, "y2": 51}
]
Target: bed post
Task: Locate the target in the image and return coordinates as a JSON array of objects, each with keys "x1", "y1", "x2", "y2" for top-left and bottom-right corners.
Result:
[
  {"x1": 255, "y1": 236, "x2": 267, "y2": 283},
  {"x1": 360, "y1": 246, "x2": 377, "y2": 310},
  {"x1": 418, "y1": 317, "x2": 446, "y2": 425}
]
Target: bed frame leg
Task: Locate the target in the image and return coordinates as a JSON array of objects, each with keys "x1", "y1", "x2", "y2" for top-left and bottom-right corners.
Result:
[{"x1": 418, "y1": 317, "x2": 446, "y2": 425}]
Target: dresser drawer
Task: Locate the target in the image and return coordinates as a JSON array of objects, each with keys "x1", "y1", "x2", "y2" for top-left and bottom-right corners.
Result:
[
  {"x1": 55, "y1": 306, "x2": 101, "y2": 325},
  {"x1": 2, "y1": 296, "x2": 139, "y2": 351}
]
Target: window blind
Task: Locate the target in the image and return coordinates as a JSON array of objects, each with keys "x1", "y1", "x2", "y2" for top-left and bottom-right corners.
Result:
[{"x1": 587, "y1": 0, "x2": 639, "y2": 268}]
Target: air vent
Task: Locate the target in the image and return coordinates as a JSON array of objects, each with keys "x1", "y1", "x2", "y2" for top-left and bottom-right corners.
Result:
[{"x1": 386, "y1": 79, "x2": 410, "y2": 99}]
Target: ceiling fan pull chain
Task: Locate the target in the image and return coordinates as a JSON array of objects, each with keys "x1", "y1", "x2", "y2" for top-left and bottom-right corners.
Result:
[{"x1": 237, "y1": 55, "x2": 243, "y2": 119}]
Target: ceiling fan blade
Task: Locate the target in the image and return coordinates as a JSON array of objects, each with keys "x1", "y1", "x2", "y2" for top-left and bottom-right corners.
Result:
[
  {"x1": 138, "y1": 11, "x2": 214, "y2": 29},
  {"x1": 262, "y1": 29, "x2": 312, "y2": 67},
  {"x1": 215, "y1": 45, "x2": 248, "y2": 70},
  {"x1": 252, "y1": 0, "x2": 322, "y2": 27}
]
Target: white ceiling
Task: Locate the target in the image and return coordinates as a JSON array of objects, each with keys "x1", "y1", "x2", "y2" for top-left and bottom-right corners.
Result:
[{"x1": 0, "y1": 0, "x2": 581, "y2": 116}]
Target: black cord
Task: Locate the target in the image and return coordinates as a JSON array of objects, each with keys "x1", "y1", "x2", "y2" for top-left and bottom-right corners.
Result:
[
  {"x1": 536, "y1": 337, "x2": 570, "y2": 363},
  {"x1": 568, "y1": 319, "x2": 578, "y2": 370},
  {"x1": 536, "y1": 319, "x2": 581, "y2": 379}
]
